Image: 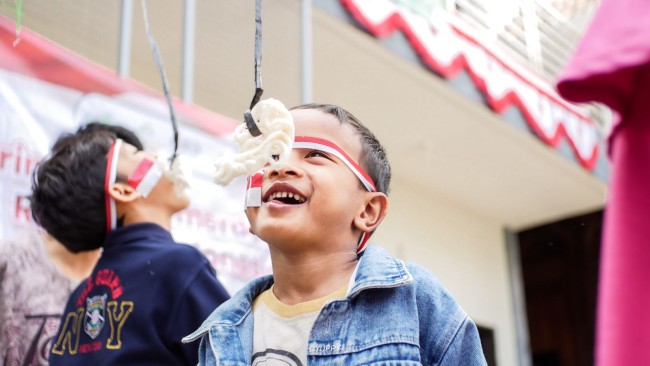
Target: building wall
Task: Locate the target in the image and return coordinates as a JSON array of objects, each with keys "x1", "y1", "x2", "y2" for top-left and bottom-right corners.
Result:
[
  {"x1": 5, "y1": 0, "x2": 304, "y2": 117},
  {"x1": 2, "y1": 2, "x2": 527, "y2": 365},
  {"x1": 375, "y1": 178, "x2": 518, "y2": 366}
]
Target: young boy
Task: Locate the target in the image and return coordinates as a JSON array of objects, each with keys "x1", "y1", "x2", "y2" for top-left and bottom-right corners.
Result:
[
  {"x1": 185, "y1": 104, "x2": 487, "y2": 365},
  {"x1": 30, "y1": 123, "x2": 230, "y2": 365}
]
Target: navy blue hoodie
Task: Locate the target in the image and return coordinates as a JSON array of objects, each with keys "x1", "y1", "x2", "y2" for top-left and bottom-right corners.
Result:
[{"x1": 49, "y1": 223, "x2": 230, "y2": 365}]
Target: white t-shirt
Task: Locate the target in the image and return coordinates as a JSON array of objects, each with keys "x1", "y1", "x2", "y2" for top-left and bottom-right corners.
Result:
[{"x1": 252, "y1": 285, "x2": 348, "y2": 366}]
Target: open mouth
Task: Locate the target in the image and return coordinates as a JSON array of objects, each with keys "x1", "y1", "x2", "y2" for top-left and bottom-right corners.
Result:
[
  {"x1": 266, "y1": 191, "x2": 306, "y2": 205},
  {"x1": 263, "y1": 183, "x2": 307, "y2": 205}
]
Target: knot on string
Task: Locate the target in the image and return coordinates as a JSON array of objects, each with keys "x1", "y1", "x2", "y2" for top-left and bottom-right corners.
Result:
[{"x1": 244, "y1": 87, "x2": 264, "y2": 137}]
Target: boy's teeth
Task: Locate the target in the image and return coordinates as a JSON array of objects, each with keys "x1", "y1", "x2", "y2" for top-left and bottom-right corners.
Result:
[{"x1": 268, "y1": 191, "x2": 306, "y2": 203}]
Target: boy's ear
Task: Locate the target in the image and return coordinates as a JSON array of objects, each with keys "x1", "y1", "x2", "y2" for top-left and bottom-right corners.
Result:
[
  {"x1": 107, "y1": 182, "x2": 141, "y2": 203},
  {"x1": 353, "y1": 192, "x2": 388, "y2": 233}
]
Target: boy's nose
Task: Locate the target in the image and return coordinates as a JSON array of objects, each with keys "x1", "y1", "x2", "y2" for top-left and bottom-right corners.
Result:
[{"x1": 267, "y1": 160, "x2": 302, "y2": 178}]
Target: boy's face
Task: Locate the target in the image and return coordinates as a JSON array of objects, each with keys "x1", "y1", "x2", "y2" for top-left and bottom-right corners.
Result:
[
  {"x1": 246, "y1": 109, "x2": 368, "y2": 251},
  {"x1": 116, "y1": 143, "x2": 190, "y2": 213}
]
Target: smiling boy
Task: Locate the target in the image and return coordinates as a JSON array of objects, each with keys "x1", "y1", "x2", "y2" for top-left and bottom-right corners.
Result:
[{"x1": 185, "y1": 104, "x2": 487, "y2": 365}]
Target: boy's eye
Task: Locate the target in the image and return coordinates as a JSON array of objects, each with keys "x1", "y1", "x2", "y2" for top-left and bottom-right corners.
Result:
[{"x1": 306, "y1": 150, "x2": 329, "y2": 159}]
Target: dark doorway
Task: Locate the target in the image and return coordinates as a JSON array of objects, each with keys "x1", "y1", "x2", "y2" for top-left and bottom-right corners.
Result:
[
  {"x1": 477, "y1": 325, "x2": 497, "y2": 366},
  {"x1": 517, "y1": 210, "x2": 602, "y2": 366}
]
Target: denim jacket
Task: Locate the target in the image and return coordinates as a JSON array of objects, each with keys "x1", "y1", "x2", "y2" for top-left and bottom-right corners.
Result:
[{"x1": 184, "y1": 245, "x2": 487, "y2": 365}]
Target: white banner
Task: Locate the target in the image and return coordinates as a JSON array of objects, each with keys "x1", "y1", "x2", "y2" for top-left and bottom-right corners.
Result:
[{"x1": 0, "y1": 68, "x2": 271, "y2": 295}]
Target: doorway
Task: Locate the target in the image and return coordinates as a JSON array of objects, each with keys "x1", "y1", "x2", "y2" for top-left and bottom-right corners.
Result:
[{"x1": 517, "y1": 210, "x2": 602, "y2": 366}]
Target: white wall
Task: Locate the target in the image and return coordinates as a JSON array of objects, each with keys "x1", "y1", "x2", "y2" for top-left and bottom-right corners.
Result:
[{"x1": 373, "y1": 177, "x2": 518, "y2": 366}]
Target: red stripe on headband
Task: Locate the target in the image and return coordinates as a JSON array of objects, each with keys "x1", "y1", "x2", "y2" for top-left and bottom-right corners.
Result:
[
  {"x1": 245, "y1": 170, "x2": 264, "y2": 208},
  {"x1": 127, "y1": 158, "x2": 155, "y2": 189},
  {"x1": 248, "y1": 171, "x2": 263, "y2": 189},
  {"x1": 104, "y1": 139, "x2": 122, "y2": 233},
  {"x1": 357, "y1": 232, "x2": 370, "y2": 254},
  {"x1": 293, "y1": 136, "x2": 376, "y2": 192}
]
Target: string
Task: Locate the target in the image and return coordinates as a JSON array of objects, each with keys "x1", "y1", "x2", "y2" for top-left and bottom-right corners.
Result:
[
  {"x1": 1, "y1": 0, "x2": 23, "y2": 46},
  {"x1": 140, "y1": 0, "x2": 179, "y2": 166},
  {"x1": 243, "y1": 0, "x2": 264, "y2": 137}
]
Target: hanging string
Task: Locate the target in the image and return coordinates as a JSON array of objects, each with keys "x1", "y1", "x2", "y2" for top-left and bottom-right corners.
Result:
[
  {"x1": 140, "y1": 0, "x2": 179, "y2": 166},
  {"x1": 12, "y1": 0, "x2": 22, "y2": 46},
  {"x1": 1, "y1": 0, "x2": 23, "y2": 46},
  {"x1": 243, "y1": 0, "x2": 264, "y2": 137}
]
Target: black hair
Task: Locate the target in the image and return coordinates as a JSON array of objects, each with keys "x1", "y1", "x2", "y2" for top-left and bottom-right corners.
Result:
[
  {"x1": 66, "y1": 122, "x2": 144, "y2": 151},
  {"x1": 290, "y1": 104, "x2": 391, "y2": 195},
  {"x1": 30, "y1": 122, "x2": 143, "y2": 253}
]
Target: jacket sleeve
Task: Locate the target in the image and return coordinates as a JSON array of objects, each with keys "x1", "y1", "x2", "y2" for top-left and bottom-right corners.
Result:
[
  {"x1": 437, "y1": 316, "x2": 487, "y2": 366},
  {"x1": 410, "y1": 264, "x2": 487, "y2": 366},
  {"x1": 197, "y1": 333, "x2": 217, "y2": 366},
  {"x1": 167, "y1": 256, "x2": 230, "y2": 365}
]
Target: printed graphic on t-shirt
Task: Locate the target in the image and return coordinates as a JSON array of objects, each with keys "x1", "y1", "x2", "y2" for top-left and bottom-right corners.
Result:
[
  {"x1": 252, "y1": 348, "x2": 303, "y2": 366},
  {"x1": 85, "y1": 294, "x2": 107, "y2": 339},
  {"x1": 50, "y1": 269, "x2": 134, "y2": 356},
  {"x1": 3, "y1": 313, "x2": 61, "y2": 366}
]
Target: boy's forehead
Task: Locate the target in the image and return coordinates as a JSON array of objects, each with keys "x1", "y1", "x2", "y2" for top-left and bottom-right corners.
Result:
[
  {"x1": 291, "y1": 109, "x2": 362, "y2": 159},
  {"x1": 119, "y1": 142, "x2": 138, "y2": 153}
]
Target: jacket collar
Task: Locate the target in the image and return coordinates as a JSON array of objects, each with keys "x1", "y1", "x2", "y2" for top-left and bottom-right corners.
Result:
[
  {"x1": 348, "y1": 244, "x2": 414, "y2": 298},
  {"x1": 183, "y1": 244, "x2": 413, "y2": 343}
]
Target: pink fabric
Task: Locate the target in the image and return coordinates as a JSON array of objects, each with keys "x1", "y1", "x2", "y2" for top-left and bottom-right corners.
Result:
[{"x1": 556, "y1": 1, "x2": 650, "y2": 365}]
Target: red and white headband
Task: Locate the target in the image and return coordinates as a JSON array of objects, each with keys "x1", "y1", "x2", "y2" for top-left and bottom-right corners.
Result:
[
  {"x1": 105, "y1": 139, "x2": 122, "y2": 233},
  {"x1": 104, "y1": 138, "x2": 164, "y2": 233},
  {"x1": 245, "y1": 135, "x2": 377, "y2": 253},
  {"x1": 293, "y1": 136, "x2": 376, "y2": 192},
  {"x1": 245, "y1": 171, "x2": 263, "y2": 208}
]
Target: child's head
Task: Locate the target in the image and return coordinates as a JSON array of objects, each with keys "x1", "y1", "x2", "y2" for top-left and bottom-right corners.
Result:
[
  {"x1": 245, "y1": 103, "x2": 391, "y2": 255},
  {"x1": 30, "y1": 123, "x2": 187, "y2": 253},
  {"x1": 291, "y1": 104, "x2": 391, "y2": 195}
]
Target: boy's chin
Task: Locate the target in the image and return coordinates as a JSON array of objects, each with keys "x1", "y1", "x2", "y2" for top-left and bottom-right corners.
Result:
[
  {"x1": 176, "y1": 190, "x2": 191, "y2": 204},
  {"x1": 172, "y1": 196, "x2": 191, "y2": 213},
  {"x1": 255, "y1": 229, "x2": 306, "y2": 254},
  {"x1": 254, "y1": 226, "x2": 303, "y2": 247}
]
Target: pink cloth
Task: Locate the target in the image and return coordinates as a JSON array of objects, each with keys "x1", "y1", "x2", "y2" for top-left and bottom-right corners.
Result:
[{"x1": 557, "y1": 1, "x2": 650, "y2": 365}]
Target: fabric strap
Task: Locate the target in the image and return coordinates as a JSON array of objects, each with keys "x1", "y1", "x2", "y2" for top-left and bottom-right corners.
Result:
[
  {"x1": 104, "y1": 139, "x2": 164, "y2": 233},
  {"x1": 104, "y1": 139, "x2": 122, "y2": 233}
]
